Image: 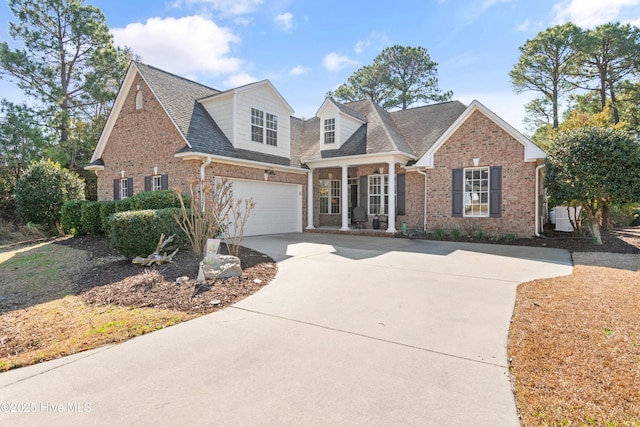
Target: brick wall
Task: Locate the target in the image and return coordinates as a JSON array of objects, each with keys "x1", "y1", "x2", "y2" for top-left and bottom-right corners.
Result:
[
  {"x1": 94, "y1": 72, "x2": 307, "y2": 222},
  {"x1": 412, "y1": 109, "x2": 538, "y2": 237}
]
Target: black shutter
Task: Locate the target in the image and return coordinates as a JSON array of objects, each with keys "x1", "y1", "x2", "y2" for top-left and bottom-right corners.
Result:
[
  {"x1": 127, "y1": 177, "x2": 134, "y2": 197},
  {"x1": 161, "y1": 174, "x2": 169, "y2": 190},
  {"x1": 359, "y1": 176, "x2": 367, "y2": 210},
  {"x1": 452, "y1": 169, "x2": 463, "y2": 217},
  {"x1": 144, "y1": 176, "x2": 151, "y2": 192},
  {"x1": 396, "y1": 173, "x2": 405, "y2": 215},
  {"x1": 489, "y1": 166, "x2": 502, "y2": 218},
  {"x1": 113, "y1": 179, "x2": 120, "y2": 201}
]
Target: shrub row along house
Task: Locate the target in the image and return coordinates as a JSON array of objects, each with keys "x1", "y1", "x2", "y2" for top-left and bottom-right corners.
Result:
[{"x1": 86, "y1": 62, "x2": 547, "y2": 237}]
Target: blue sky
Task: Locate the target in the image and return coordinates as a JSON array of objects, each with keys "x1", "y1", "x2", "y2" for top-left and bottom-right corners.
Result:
[{"x1": 1, "y1": 0, "x2": 640, "y2": 134}]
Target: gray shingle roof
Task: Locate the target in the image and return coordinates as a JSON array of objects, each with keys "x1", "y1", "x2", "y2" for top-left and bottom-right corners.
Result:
[
  {"x1": 389, "y1": 101, "x2": 468, "y2": 157},
  {"x1": 135, "y1": 62, "x2": 299, "y2": 167},
  {"x1": 133, "y1": 62, "x2": 467, "y2": 168},
  {"x1": 300, "y1": 98, "x2": 466, "y2": 162}
]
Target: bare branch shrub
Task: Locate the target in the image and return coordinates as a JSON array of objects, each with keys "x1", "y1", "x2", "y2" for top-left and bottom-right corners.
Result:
[
  {"x1": 174, "y1": 178, "x2": 233, "y2": 257},
  {"x1": 221, "y1": 198, "x2": 256, "y2": 257}
]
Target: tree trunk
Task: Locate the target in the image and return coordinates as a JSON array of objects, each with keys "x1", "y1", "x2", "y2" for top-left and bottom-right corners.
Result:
[
  {"x1": 552, "y1": 87, "x2": 559, "y2": 128},
  {"x1": 609, "y1": 87, "x2": 620, "y2": 124},
  {"x1": 601, "y1": 202, "x2": 612, "y2": 229},
  {"x1": 585, "y1": 209, "x2": 603, "y2": 245}
]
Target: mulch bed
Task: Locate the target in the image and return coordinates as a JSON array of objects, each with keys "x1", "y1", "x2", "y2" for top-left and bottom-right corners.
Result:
[
  {"x1": 53, "y1": 236, "x2": 277, "y2": 315},
  {"x1": 418, "y1": 226, "x2": 640, "y2": 254}
]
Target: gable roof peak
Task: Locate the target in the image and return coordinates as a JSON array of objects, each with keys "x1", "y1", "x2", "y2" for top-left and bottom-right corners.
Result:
[{"x1": 133, "y1": 61, "x2": 220, "y2": 93}]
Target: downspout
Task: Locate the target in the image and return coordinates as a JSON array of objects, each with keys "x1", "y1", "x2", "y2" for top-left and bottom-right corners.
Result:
[
  {"x1": 200, "y1": 156, "x2": 213, "y2": 211},
  {"x1": 416, "y1": 168, "x2": 428, "y2": 231},
  {"x1": 534, "y1": 163, "x2": 544, "y2": 237}
]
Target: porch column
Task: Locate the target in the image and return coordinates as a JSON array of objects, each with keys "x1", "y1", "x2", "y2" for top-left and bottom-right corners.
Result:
[
  {"x1": 387, "y1": 161, "x2": 397, "y2": 232},
  {"x1": 306, "y1": 169, "x2": 315, "y2": 229},
  {"x1": 340, "y1": 165, "x2": 350, "y2": 231}
]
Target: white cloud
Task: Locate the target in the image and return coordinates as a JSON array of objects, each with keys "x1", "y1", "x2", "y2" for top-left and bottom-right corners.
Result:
[
  {"x1": 111, "y1": 15, "x2": 242, "y2": 76},
  {"x1": 353, "y1": 32, "x2": 391, "y2": 55},
  {"x1": 552, "y1": 0, "x2": 640, "y2": 27},
  {"x1": 223, "y1": 73, "x2": 259, "y2": 88},
  {"x1": 177, "y1": 0, "x2": 264, "y2": 15},
  {"x1": 289, "y1": 65, "x2": 309, "y2": 76},
  {"x1": 354, "y1": 39, "x2": 371, "y2": 55},
  {"x1": 322, "y1": 53, "x2": 358, "y2": 72},
  {"x1": 516, "y1": 18, "x2": 530, "y2": 32},
  {"x1": 274, "y1": 12, "x2": 293, "y2": 32}
]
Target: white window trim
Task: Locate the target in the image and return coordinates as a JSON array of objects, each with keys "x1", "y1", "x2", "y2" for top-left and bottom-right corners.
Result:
[
  {"x1": 367, "y1": 174, "x2": 398, "y2": 216},
  {"x1": 323, "y1": 118, "x2": 336, "y2": 144},
  {"x1": 120, "y1": 178, "x2": 129, "y2": 199},
  {"x1": 266, "y1": 112, "x2": 278, "y2": 146},
  {"x1": 252, "y1": 108, "x2": 278, "y2": 146},
  {"x1": 319, "y1": 179, "x2": 341, "y2": 214},
  {"x1": 463, "y1": 167, "x2": 490, "y2": 218},
  {"x1": 152, "y1": 175, "x2": 162, "y2": 191}
]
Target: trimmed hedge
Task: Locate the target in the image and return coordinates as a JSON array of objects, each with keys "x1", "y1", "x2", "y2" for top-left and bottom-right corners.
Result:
[
  {"x1": 109, "y1": 208, "x2": 187, "y2": 259},
  {"x1": 99, "y1": 201, "x2": 117, "y2": 234},
  {"x1": 80, "y1": 201, "x2": 102, "y2": 235},
  {"x1": 60, "y1": 200, "x2": 87, "y2": 235},
  {"x1": 130, "y1": 190, "x2": 185, "y2": 210}
]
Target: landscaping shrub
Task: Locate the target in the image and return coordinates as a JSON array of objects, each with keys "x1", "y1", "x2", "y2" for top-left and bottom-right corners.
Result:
[
  {"x1": 109, "y1": 208, "x2": 187, "y2": 259},
  {"x1": 15, "y1": 159, "x2": 85, "y2": 233},
  {"x1": 472, "y1": 230, "x2": 485, "y2": 240},
  {"x1": 60, "y1": 200, "x2": 87, "y2": 235},
  {"x1": 609, "y1": 203, "x2": 640, "y2": 227},
  {"x1": 432, "y1": 228, "x2": 447, "y2": 240},
  {"x1": 99, "y1": 201, "x2": 117, "y2": 234},
  {"x1": 130, "y1": 190, "x2": 186, "y2": 210},
  {"x1": 115, "y1": 197, "x2": 134, "y2": 212},
  {"x1": 450, "y1": 228, "x2": 462, "y2": 240},
  {"x1": 80, "y1": 201, "x2": 102, "y2": 235}
]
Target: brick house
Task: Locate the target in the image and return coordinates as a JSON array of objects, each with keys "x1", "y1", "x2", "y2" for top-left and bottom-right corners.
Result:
[{"x1": 86, "y1": 62, "x2": 547, "y2": 237}]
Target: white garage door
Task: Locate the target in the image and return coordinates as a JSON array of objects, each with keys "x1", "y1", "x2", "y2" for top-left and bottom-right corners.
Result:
[{"x1": 227, "y1": 179, "x2": 302, "y2": 236}]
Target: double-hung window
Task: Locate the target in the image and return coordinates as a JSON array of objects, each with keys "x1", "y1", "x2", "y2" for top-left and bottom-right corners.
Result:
[
  {"x1": 368, "y1": 175, "x2": 391, "y2": 215},
  {"x1": 152, "y1": 175, "x2": 162, "y2": 191},
  {"x1": 120, "y1": 178, "x2": 129, "y2": 200},
  {"x1": 251, "y1": 108, "x2": 264, "y2": 143},
  {"x1": 464, "y1": 167, "x2": 489, "y2": 217},
  {"x1": 251, "y1": 108, "x2": 278, "y2": 146},
  {"x1": 324, "y1": 118, "x2": 335, "y2": 144},
  {"x1": 266, "y1": 113, "x2": 277, "y2": 146},
  {"x1": 319, "y1": 179, "x2": 340, "y2": 214}
]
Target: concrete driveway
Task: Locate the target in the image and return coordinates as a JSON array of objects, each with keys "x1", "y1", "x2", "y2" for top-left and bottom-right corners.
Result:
[{"x1": 0, "y1": 233, "x2": 572, "y2": 426}]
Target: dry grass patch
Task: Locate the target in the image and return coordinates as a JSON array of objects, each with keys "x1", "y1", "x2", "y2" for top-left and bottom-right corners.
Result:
[
  {"x1": 509, "y1": 256, "x2": 640, "y2": 426},
  {"x1": 0, "y1": 295, "x2": 194, "y2": 371}
]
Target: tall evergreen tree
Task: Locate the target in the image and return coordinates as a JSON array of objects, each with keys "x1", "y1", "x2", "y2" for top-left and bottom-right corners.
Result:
[
  {"x1": 510, "y1": 23, "x2": 582, "y2": 128},
  {"x1": 0, "y1": 0, "x2": 128, "y2": 149},
  {"x1": 330, "y1": 45, "x2": 452, "y2": 110}
]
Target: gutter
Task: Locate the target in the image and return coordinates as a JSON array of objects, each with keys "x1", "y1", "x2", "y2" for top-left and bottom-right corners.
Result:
[
  {"x1": 534, "y1": 163, "x2": 545, "y2": 237},
  {"x1": 200, "y1": 156, "x2": 213, "y2": 211},
  {"x1": 416, "y1": 168, "x2": 428, "y2": 232}
]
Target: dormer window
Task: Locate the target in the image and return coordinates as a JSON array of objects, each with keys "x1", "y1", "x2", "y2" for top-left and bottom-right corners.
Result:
[
  {"x1": 251, "y1": 108, "x2": 264, "y2": 143},
  {"x1": 324, "y1": 118, "x2": 335, "y2": 144},
  {"x1": 251, "y1": 107, "x2": 278, "y2": 146}
]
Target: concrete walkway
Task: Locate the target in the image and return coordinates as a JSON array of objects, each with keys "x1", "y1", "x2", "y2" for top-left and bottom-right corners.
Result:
[{"x1": 0, "y1": 234, "x2": 572, "y2": 426}]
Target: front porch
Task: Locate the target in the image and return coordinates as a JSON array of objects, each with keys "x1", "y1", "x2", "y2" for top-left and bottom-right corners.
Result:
[
  {"x1": 305, "y1": 225, "x2": 403, "y2": 238},
  {"x1": 304, "y1": 153, "x2": 415, "y2": 235}
]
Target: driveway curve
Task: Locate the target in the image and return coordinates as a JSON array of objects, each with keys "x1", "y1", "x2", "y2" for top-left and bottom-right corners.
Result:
[{"x1": 0, "y1": 233, "x2": 572, "y2": 426}]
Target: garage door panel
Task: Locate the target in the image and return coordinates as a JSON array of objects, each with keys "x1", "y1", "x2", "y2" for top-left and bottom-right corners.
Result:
[{"x1": 228, "y1": 179, "x2": 301, "y2": 236}]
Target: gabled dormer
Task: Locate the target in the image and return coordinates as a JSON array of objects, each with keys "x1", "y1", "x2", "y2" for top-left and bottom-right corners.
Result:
[
  {"x1": 199, "y1": 80, "x2": 295, "y2": 159},
  {"x1": 316, "y1": 98, "x2": 367, "y2": 151}
]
